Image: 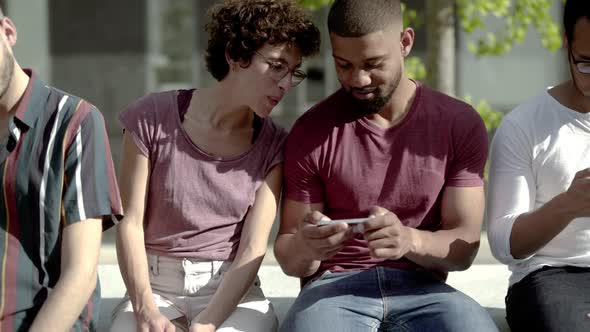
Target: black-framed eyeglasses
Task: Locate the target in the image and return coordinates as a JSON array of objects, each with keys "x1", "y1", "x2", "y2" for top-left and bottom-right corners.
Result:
[
  {"x1": 568, "y1": 48, "x2": 590, "y2": 74},
  {"x1": 255, "y1": 51, "x2": 307, "y2": 87}
]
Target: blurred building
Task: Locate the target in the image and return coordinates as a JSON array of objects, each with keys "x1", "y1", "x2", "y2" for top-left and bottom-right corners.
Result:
[{"x1": 4, "y1": 0, "x2": 568, "y2": 164}]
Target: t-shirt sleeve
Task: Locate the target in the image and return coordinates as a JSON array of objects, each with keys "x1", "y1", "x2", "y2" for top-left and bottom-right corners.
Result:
[
  {"x1": 62, "y1": 102, "x2": 123, "y2": 230},
  {"x1": 118, "y1": 93, "x2": 159, "y2": 158},
  {"x1": 487, "y1": 117, "x2": 536, "y2": 264},
  {"x1": 446, "y1": 106, "x2": 489, "y2": 187},
  {"x1": 283, "y1": 121, "x2": 325, "y2": 203}
]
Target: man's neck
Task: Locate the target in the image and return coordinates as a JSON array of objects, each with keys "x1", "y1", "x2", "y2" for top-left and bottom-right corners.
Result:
[
  {"x1": 367, "y1": 78, "x2": 417, "y2": 128},
  {"x1": 549, "y1": 81, "x2": 590, "y2": 114},
  {"x1": 0, "y1": 66, "x2": 30, "y2": 119}
]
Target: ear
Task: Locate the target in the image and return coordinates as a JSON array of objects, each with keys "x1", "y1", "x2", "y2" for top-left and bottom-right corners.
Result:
[
  {"x1": 400, "y1": 27, "x2": 414, "y2": 58},
  {"x1": 0, "y1": 17, "x2": 17, "y2": 47},
  {"x1": 224, "y1": 46, "x2": 238, "y2": 72}
]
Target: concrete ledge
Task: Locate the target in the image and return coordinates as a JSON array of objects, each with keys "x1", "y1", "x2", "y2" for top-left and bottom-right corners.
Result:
[
  {"x1": 447, "y1": 265, "x2": 510, "y2": 332},
  {"x1": 97, "y1": 264, "x2": 510, "y2": 332}
]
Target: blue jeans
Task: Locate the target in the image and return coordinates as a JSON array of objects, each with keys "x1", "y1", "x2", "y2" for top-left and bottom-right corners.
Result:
[
  {"x1": 506, "y1": 266, "x2": 590, "y2": 332},
  {"x1": 280, "y1": 267, "x2": 498, "y2": 332}
]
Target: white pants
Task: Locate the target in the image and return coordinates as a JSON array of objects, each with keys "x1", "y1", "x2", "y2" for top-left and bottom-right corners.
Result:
[{"x1": 109, "y1": 254, "x2": 277, "y2": 332}]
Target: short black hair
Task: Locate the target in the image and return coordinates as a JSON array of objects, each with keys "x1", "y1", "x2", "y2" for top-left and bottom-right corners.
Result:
[
  {"x1": 563, "y1": 0, "x2": 590, "y2": 43},
  {"x1": 328, "y1": 0, "x2": 402, "y2": 37}
]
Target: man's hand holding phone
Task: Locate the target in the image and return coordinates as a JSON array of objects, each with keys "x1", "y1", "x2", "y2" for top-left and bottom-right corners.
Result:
[
  {"x1": 294, "y1": 211, "x2": 355, "y2": 261},
  {"x1": 361, "y1": 206, "x2": 417, "y2": 260}
]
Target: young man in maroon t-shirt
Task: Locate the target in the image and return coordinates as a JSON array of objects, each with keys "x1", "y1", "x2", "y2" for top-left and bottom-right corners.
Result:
[{"x1": 275, "y1": 1, "x2": 498, "y2": 331}]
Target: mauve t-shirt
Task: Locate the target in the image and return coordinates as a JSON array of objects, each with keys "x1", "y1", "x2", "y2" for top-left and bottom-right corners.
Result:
[
  {"x1": 284, "y1": 83, "x2": 488, "y2": 280},
  {"x1": 119, "y1": 90, "x2": 287, "y2": 260}
]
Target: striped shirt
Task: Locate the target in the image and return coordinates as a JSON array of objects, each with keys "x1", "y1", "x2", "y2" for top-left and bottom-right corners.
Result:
[{"x1": 0, "y1": 70, "x2": 123, "y2": 331}]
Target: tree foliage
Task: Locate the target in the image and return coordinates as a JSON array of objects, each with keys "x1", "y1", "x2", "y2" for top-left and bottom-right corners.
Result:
[
  {"x1": 297, "y1": 0, "x2": 563, "y2": 134},
  {"x1": 298, "y1": 0, "x2": 562, "y2": 56},
  {"x1": 457, "y1": 0, "x2": 562, "y2": 56}
]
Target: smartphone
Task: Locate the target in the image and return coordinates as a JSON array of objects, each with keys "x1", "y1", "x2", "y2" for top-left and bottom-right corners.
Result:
[{"x1": 316, "y1": 218, "x2": 368, "y2": 226}]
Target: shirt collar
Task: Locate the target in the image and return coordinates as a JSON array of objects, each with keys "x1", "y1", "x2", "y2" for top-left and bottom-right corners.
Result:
[
  {"x1": 7, "y1": 69, "x2": 51, "y2": 145},
  {"x1": 13, "y1": 69, "x2": 51, "y2": 129}
]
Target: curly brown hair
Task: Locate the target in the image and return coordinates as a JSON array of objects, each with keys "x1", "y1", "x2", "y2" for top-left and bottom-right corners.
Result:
[{"x1": 205, "y1": 0, "x2": 321, "y2": 81}]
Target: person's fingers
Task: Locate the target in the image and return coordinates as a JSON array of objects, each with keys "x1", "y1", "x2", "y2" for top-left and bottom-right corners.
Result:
[
  {"x1": 322, "y1": 245, "x2": 346, "y2": 258},
  {"x1": 304, "y1": 211, "x2": 330, "y2": 225},
  {"x1": 363, "y1": 213, "x2": 401, "y2": 233},
  {"x1": 363, "y1": 227, "x2": 395, "y2": 241},
  {"x1": 368, "y1": 206, "x2": 390, "y2": 218},
  {"x1": 306, "y1": 229, "x2": 351, "y2": 249},
  {"x1": 301, "y1": 222, "x2": 348, "y2": 239},
  {"x1": 164, "y1": 322, "x2": 176, "y2": 332},
  {"x1": 369, "y1": 247, "x2": 404, "y2": 260}
]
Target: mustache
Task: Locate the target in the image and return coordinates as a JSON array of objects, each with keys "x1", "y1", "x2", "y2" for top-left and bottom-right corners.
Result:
[{"x1": 350, "y1": 87, "x2": 377, "y2": 93}]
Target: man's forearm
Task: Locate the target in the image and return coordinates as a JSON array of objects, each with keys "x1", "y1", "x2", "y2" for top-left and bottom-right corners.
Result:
[
  {"x1": 274, "y1": 234, "x2": 321, "y2": 277},
  {"x1": 510, "y1": 192, "x2": 576, "y2": 259},
  {"x1": 405, "y1": 227, "x2": 480, "y2": 272},
  {"x1": 28, "y1": 269, "x2": 97, "y2": 332}
]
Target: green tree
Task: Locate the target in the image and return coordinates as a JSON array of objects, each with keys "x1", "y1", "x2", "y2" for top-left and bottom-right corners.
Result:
[{"x1": 297, "y1": 0, "x2": 563, "y2": 134}]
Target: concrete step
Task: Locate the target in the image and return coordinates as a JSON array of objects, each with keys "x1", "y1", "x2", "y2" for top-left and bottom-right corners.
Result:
[
  {"x1": 97, "y1": 264, "x2": 510, "y2": 332},
  {"x1": 97, "y1": 231, "x2": 509, "y2": 331}
]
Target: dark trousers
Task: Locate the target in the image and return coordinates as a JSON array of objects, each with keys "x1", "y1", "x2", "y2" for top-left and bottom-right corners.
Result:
[{"x1": 506, "y1": 266, "x2": 590, "y2": 332}]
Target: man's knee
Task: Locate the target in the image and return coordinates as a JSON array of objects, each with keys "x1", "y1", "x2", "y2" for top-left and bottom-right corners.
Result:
[
  {"x1": 109, "y1": 311, "x2": 137, "y2": 332},
  {"x1": 214, "y1": 299, "x2": 278, "y2": 332},
  {"x1": 406, "y1": 291, "x2": 498, "y2": 332}
]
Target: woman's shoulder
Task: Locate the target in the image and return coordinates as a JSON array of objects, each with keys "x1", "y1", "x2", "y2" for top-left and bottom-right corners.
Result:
[
  {"x1": 119, "y1": 90, "x2": 178, "y2": 124},
  {"x1": 261, "y1": 116, "x2": 289, "y2": 143}
]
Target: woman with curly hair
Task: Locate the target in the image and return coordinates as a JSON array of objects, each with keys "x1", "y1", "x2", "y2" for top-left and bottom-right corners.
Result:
[{"x1": 109, "y1": 1, "x2": 320, "y2": 331}]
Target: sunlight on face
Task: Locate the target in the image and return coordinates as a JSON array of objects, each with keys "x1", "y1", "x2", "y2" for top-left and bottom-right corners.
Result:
[
  {"x1": 330, "y1": 28, "x2": 407, "y2": 114},
  {"x1": 569, "y1": 17, "x2": 590, "y2": 97},
  {"x1": 233, "y1": 43, "x2": 303, "y2": 117}
]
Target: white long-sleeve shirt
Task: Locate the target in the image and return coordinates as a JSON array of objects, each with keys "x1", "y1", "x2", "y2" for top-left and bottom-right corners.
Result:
[{"x1": 487, "y1": 90, "x2": 590, "y2": 285}]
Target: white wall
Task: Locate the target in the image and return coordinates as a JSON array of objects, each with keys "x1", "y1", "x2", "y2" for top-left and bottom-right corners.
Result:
[
  {"x1": 457, "y1": 2, "x2": 568, "y2": 111},
  {"x1": 7, "y1": 0, "x2": 51, "y2": 82}
]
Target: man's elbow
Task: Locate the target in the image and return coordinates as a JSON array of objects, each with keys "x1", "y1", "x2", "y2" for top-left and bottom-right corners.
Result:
[
  {"x1": 273, "y1": 242, "x2": 302, "y2": 277},
  {"x1": 448, "y1": 241, "x2": 480, "y2": 271},
  {"x1": 489, "y1": 241, "x2": 516, "y2": 265},
  {"x1": 273, "y1": 243, "x2": 291, "y2": 274},
  {"x1": 277, "y1": 262, "x2": 304, "y2": 278},
  {"x1": 487, "y1": 224, "x2": 520, "y2": 265},
  {"x1": 451, "y1": 256, "x2": 476, "y2": 271}
]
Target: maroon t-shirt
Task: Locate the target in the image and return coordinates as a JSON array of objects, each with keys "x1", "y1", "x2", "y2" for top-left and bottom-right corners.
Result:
[
  {"x1": 119, "y1": 90, "x2": 287, "y2": 260},
  {"x1": 284, "y1": 84, "x2": 488, "y2": 280}
]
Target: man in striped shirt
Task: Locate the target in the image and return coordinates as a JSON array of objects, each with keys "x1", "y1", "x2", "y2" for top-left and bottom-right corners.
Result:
[{"x1": 0, "y1": 9, "x2": 123, "y2": 332}]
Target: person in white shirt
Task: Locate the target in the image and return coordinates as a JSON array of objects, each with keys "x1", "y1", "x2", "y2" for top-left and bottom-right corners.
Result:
[{"x1": 487, "y1": 1, "x2": 590, "y2": 331}]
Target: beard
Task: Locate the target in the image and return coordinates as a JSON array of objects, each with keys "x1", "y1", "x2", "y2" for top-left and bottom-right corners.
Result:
[
  {"x1": 343, "y1": 68, "x2": 402, "y2": 116},
  {"x1": 347, "y1": 86, "x2": 394, "y2": 115},
  {"x1": 572, "y1": 74, "x2": 590, "y2": 98},
  {"x1": 0, "y1": 40, "x2": 14, "y2": 100}
]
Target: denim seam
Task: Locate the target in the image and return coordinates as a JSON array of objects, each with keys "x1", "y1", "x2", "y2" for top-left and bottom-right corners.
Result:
[
  {"x1": 376, "y1": 267, "x2": 387, "y2": 323},
  {"x1": 384, "y1": 320, "x2": 412, "y2": 332},
  {"x1": 375, "y1": 268, "x2": 412, "y2": 332}
]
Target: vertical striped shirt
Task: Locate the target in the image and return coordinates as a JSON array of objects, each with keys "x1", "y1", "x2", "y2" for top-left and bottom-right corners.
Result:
[{"x1": 0, "y1": 70, "x2": 123, "y2": 331}]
